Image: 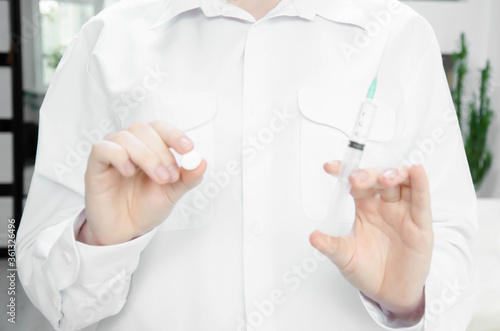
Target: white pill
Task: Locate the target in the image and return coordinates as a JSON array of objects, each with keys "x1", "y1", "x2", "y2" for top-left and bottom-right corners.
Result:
[{"x1": 181, "y1": 150, "x2": 202, "y2": 170}]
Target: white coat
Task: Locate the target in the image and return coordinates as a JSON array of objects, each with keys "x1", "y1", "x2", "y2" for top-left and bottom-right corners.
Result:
[{"x1": 16, "y1": 0, "x2": 477, "y2": 330}]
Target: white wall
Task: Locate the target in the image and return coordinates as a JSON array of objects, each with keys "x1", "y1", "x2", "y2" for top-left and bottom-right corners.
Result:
[
  {"x1": 0, "y1": 1, "x2": 10, "y2": 52},
  {"x1": 405, "y1": 0, "x2": 500, "y2": 198}
]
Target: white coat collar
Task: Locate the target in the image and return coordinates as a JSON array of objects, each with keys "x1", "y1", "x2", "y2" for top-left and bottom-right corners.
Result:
[{"x1": 149, "y1": 0, "x2": 368, "y2": 30}]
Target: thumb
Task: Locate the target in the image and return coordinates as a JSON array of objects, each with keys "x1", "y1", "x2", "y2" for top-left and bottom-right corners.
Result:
[
  {"x1": 165, "y1": 159, "x2": 207, "y2": 203},
  {"x1": 309, "y1": 230, "x2": 354, "y2": 270}
]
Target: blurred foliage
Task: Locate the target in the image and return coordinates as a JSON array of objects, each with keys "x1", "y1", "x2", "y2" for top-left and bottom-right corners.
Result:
[
  {"x1": 451, "y1": 33, "x2": 467, "y2": 127},
  {"x1": 43, "y1": 46, "x2": 65, "y2": 70},
  {"x1": 451, "y1": 33, "x2": 494, "y2": 190}
]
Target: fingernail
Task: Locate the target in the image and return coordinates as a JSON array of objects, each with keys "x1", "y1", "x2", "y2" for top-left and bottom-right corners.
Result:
[
  {"x1": 178, "y1": 137, "x2": 193, "y2": 151},
  {"x1": 167, "y1": 165, "x2": 179, "y2": 182},
  {"x1": 124, "y1": 160, "x2": 135, "y2": 175},
  {"x1": 382, "y1": 169, "x2": 398, "y2": 180},
  {"x1": 155, "y1": 165, "x2": 170, "y2": 181},
  {"x1": 351, "y1": 170, "x2": 368, "y2": 181}
]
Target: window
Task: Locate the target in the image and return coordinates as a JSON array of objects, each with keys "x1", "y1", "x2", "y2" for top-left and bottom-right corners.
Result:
[{"x1": 37, "y1": 0, "x2": 120, "y2": 88}]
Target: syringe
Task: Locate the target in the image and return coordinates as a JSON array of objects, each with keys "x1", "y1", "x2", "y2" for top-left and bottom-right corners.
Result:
[{"x1": 320, "y1": 78, "x2": 379, "y2": 237}]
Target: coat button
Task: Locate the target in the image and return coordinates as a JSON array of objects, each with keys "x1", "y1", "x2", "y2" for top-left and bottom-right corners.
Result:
[
  {"x1": 253, "y1": 222, "x2": 264, "y2": 236},
  {"x1": 252, "y1": 107, "x2": 261, "y2": 118},
  {"x1": 62, "y1": 251, "x2": 72, "y2": 265}
]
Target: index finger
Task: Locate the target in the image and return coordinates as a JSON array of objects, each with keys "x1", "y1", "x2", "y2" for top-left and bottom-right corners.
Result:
[
  {"x1": 409, "y1": 164, "x2": 432, "y2": 229},
  {"x1": 150, "y1": 120, "x2": 194, "y2": 154}
]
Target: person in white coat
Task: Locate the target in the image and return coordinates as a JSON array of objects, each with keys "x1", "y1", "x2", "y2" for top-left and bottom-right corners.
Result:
[{"x1": 16, "y1": 0, "x2": 477, "y2": 330}]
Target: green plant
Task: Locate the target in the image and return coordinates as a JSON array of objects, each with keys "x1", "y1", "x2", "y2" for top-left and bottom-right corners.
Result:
[
  {"x1": 451, "y1": 33, "x2": 468, "y2": 127},
  {"x1": 43, "y1": 46, "x2": 65, "y2": 70},
  {"x1": 451, "y1": 33, "x2": 494, "y2": 190},
  {"x1": 464, "y1": 61, "x2": 494, "y2": 189}
]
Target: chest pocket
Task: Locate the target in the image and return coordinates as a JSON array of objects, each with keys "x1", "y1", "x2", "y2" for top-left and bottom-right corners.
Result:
[
  {"x1": 120, "y1": 91, "x2": 217, "y2": 231},
  {"x1": 298, "y1": 87, "x2": 396, "y2": 223}
]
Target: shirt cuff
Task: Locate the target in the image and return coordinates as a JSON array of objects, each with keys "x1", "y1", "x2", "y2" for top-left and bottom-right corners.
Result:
[
  {"x1": 73, "y1": 209, "x2": 159, "y2": 284},
  {"x1": 44, "y1": 207, "x2": 158, "y2": 290},
  {"x1": 359, "y1": 292, "x2": 424, "y2": 330}
]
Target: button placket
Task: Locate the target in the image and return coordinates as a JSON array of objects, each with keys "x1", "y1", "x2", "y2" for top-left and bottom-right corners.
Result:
[
  {"x1": 242, "y1": 25, "x2": 270, "y2": 120},
  {"x1": 241, "y1": 22, "x2": 278, "y2": 330}
]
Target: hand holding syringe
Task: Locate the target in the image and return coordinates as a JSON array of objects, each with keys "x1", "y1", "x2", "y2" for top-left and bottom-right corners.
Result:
[
  {"x1": 320, "y1": 78, "x2": 379, "y2": 237},
  {"x1": 310, "y1": 77, "x2": 434, "y2": 323}
]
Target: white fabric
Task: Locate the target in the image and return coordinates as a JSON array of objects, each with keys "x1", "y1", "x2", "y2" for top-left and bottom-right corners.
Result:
[{"x1": 16, "y1": 0, "x2": 477, "y2": 330}]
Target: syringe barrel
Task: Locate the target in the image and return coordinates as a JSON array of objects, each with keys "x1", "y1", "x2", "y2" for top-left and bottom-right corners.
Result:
[
  {"x1": 338, "y1": 147, "x2": 363, "y2": 180},
  {"x1": 349, "y1": 99, "x2": 378, "y2": 147},
  {"x1": 321, "y1": 99, "x2": 378, "y2": 237}
]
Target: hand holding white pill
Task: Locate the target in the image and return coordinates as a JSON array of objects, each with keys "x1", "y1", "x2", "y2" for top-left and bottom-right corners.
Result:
[{"x1": 81, "y1": 120, "x2": 207, "y2": 246}]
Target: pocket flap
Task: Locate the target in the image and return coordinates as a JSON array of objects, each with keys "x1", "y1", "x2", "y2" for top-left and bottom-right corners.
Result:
[
  {"x1": 119, "y1": 91, "x2": 217, "y2": 131},
  {"x1": 298, "y1": 87, "x2": 395, "y2": 142},
  {"x1": 152, "y1": 92, "x2": 217, "y2": 131}
]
